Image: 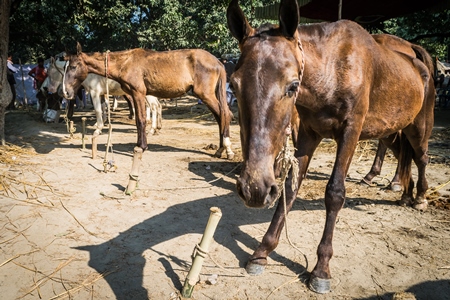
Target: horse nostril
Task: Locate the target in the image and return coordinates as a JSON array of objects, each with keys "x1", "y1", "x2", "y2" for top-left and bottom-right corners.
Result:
[
  {"x1": 266, "y1": 184, "x2": 279, "y2": 205},
  {"x1": 236, "y1": 177, "x2": 251, "y2": 202}
]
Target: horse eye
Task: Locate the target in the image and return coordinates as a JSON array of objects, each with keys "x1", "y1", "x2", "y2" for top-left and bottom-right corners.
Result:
[
  {"x1": 285, "y1": 80, "x2": 300, "y2": 98},
  {"x1": 69, "y1": 65, "x2": 76, "y2": 71}
]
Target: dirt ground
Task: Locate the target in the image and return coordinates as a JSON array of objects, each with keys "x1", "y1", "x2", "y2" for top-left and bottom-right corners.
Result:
[{"x1": 1, "y1": 98, "x2": 449, "y2": 300}]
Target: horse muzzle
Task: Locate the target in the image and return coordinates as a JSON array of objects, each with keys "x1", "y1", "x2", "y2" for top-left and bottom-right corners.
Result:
[{"x1": 236, "y1": 176, "x2": 279, "y2": 208}]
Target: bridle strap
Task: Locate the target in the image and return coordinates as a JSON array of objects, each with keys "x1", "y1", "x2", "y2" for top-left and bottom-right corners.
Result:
[
  {"x1": 295, "y1": 38, "x2": 305, "y2": 104},
  {"x1": 298, "y1": 38, "x2": 305, "y2": 89},
  {"x1": 105, "y1": 50, "x2": 110, "y2": 79},
  {"x1": 62, "y1": 60, "x2": 69, "y2": 97}
]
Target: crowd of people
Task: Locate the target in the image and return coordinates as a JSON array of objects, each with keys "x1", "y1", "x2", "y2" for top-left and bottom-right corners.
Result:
[{"x1": 5, "y1": 54, "x2": 48, "y2": 110}]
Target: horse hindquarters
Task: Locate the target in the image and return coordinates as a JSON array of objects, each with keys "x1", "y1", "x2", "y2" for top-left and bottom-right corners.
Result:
[{"x1": 397, "y1": 48, "x2": 435, "y2": 210}]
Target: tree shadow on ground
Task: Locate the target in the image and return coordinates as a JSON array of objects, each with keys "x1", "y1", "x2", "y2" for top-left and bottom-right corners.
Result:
[{"x1": 357, "y1": 279, "x2": 450, "y2": 300}]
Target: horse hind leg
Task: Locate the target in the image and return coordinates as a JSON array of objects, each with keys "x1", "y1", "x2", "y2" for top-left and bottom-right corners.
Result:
[
  {"x1": 406, "y1": 127, "x2": 431, "y2": 210},
  {"x1": 396, "y1": 133, "x2": 416, "y2": 207},
  {"x1": 196, "y1": 93, "x2": 234, "y2": 160},
  {"x1": 412, "y1": 150, "x2": 429, "y2": 210},
  {"x1": 361, "y1": 140, "x2": 388, "y2": 186},
  {"x1": 361, "y1": 135, "x2": 402, "y2": 192}
]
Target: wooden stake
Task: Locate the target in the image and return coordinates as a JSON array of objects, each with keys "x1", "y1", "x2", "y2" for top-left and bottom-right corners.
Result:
[
  {"x1": 92, "y1": 136, "x2": 97, "y2": 159},
  {"x1": 81, "y1": 117, "x2": 86, "y2": 149},
  {"x1": 181, "y1": 207, "x2": 222, "y2": 298},
  {"x1": 125, "y1": 146, "x2": 143, "y2": 194}
]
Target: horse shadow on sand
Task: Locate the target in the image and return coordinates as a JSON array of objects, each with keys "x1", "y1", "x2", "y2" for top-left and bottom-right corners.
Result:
[{"x1": 74, "y1": 193, "x2": 312, "y2": 299}]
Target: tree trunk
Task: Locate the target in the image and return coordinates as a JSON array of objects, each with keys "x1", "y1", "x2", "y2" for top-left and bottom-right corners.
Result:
[{"x1": 0, "y1": 0, "x2": 12, "y2": 146}]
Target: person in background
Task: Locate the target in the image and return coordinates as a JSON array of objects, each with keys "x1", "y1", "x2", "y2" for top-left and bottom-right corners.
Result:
[
  {"x1": 28, "y1": 57, "x2": 48, "y2": 111},
  {"x1": 28, "y1": 57, "x2": 47, "y2": 90},
  {"x1": 6, "y1": 53, "x2": 18, "y2": 110}
]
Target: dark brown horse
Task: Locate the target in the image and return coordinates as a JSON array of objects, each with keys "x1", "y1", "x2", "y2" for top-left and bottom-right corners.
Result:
[
  {"x1": 227, "y1": 0, "x2": 434, "y2": 294},
  {"x1": 63, "y1": 44, "x2": 234, "y2": 193}
]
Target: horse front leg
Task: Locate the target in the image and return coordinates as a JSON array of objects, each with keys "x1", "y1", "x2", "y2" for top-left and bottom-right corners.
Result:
[
  {"x1": 156, "y1": 99, "x2": 162, "y2": 130},
  {"x1": 91, "y1": 93, "x2": 104, "y2": 136},
  {"x1": 125, "y1": 93, "x2": 148, "y2": 195},
  {"x1": 309, "y1": 129, "x2": 360, "y2": 294},
  {"x1": 247, "y1": 131, "x2": 321, "y2": 275}
]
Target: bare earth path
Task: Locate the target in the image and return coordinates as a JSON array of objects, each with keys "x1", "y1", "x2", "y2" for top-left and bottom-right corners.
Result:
[{"x1": 1, "y1": 100, "x2": 449, "y2": 300}]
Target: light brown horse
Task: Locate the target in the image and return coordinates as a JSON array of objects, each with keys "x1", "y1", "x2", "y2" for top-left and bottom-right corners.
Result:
[
  {"x1": 227, "y1": 0, "x2": 434, "y2": 294},
  {"x1": 63, "y1": 44, "x2": 234, "y2": 193}
]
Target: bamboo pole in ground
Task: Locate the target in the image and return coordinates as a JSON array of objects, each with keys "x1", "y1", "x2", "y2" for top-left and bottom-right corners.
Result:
[
  {"x1": 125, "y1": 146, "x2": 143, "y2": 194},
  {"x1": 69, "y1": 120, "x2": 74, "y2": 138},
  {"x1": 81, "y1": 117, "x2": 86, "y2": 149},
  {"x1": 181, "y1": 207, "x2": 222, "y2": 298},
  {"x1": 92, "y1": 135, "x2": 98, "y2": 159}
]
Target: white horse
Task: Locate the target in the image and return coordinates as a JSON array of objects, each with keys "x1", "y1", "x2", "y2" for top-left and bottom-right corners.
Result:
[{"x1": 46, "y1": 58, "x2": 162, "y2": 136}]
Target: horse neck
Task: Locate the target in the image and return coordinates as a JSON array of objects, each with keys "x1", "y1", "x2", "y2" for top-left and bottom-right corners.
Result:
[
  {"x1": 51, "y1": 61, "x2": 66, "y2": 82},
  {"x1": 83, "y1": 51, "x2": 126, "y2": 81}
]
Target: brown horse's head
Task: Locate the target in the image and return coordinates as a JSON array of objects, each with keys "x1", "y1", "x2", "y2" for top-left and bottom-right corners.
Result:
[
  {"x1": 63, "y1": 42, "x2": 89, "y2": 99},
  {"x1": 227, "y1": 0, "x2": 303, "y2": 208}
]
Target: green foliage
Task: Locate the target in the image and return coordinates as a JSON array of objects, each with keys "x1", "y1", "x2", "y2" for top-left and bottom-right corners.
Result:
[
  {"x1": 365, "y1": 10, "x2": 450, "y2": 60},
  {"x1": 8, "y1": 0, "x2": 450, "y2": 63}
]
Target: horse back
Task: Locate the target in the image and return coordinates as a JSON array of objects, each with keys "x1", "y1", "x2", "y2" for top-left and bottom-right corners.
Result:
[
  {"x1": 126, "y1": 49, "x2": 223, "y2": 98},
  {"x1": 297, "y1": 21, "x2": 430, "y2": 140}
]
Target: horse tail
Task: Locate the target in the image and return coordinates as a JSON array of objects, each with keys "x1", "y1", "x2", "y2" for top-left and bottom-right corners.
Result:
[
  {"x1": 411, "y1": 43, "x2": 435, "y2": 137},
  {"x1": 411, "y1": 44, "x2": 434, "y2": 78},
  {"x1": 215, "y1": 65, "x2": 230, "y2": 135},
  {"x1": 398, "y1": 132, "x2": 413, "y2": 192}
]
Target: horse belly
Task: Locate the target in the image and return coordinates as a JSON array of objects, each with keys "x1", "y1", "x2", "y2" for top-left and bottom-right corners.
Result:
[
  {"x1": 145, "y1": 73, "x2": 192, "y2": 98},
  {"x1": 361, "y1": 95, "x2": 423, "y2": 139}
]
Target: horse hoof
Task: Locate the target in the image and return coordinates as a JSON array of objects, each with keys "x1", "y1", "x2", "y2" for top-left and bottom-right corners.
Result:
[
  {"x1": 213, "y1": 148, "x2": 224, "y2": 158},
  {"x1": 309, "y1": 275, "x2": 331, "y2": 294},
  {"x1": 359, "y1": 177, "x2": 373, "y2": 186},
  {"x1": 413, "y1": 198, "x2": 428, "y2": 211},
  {"x1": 389, "y1": 182, "x2": 402, "y2": 192},
  {"x1": 245, "y1": 262, "x2": 265, "y2": 275},
  {"x1": 245, "y1": 258, "x2": 267, "y2": 275},
  {"x1": 398, "y1": 194, "x2": 413, "y2": 207},
  {"x1": 227, "y1": 152, "x2": 235, "y2": 160}
]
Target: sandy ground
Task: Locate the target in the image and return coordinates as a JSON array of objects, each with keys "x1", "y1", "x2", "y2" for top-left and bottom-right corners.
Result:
[{"x1": 1, "y1": 99, "x2": 449, "y2": 300}]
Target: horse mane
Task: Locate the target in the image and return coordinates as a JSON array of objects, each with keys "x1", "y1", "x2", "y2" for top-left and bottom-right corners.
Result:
[{"x1": 254, "y1": 23, "x2": 280, "y2": 37}]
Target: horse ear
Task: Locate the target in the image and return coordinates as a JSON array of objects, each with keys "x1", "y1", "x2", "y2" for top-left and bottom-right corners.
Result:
[
  {"x1": 76, "y1": 42, "x2": 83, "y2": 56},
  {"x1": 279, "y1": 0, "x2": 300, "y2": 38},
  {"x1": 51, "y1": 57, "x2": 55, "y2": 64},
  {"x1": 227, "y1": 0, "x2": 253, "y2": 43}
]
